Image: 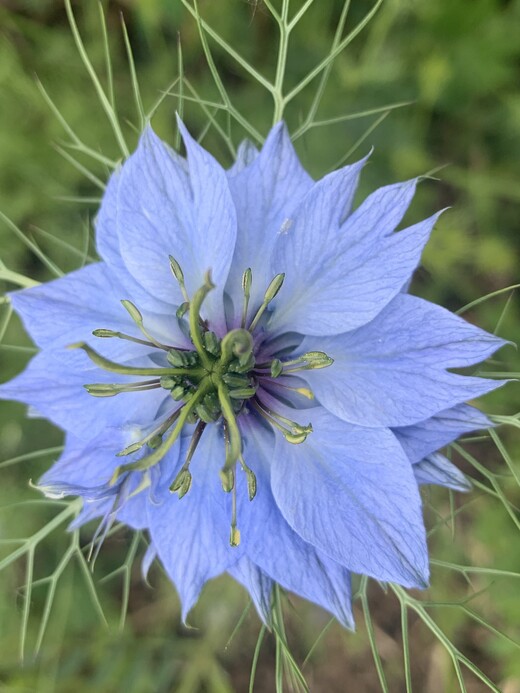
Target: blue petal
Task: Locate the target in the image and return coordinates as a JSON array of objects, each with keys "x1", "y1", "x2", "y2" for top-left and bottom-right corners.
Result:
[
  {"x1": 227, "y1": 557, "x2": 274, "y2": 624},
  {"x1": 227, "y1": 139, "x2": 259, "y2": 175},
  {"x1": 116, "y1": 123, "x2": 236, "y2": 331},
  {"x1": 142, "y1": 543, "x2": 157, "y2": 581},
  {"x1": 225, "y1": 123, "x2": 314, "y2": 325},
  {"x1": 95, "y1": 171, "x2": 175, "y2": 315},
  {"x1": 40, "y1": 429, "x2": 178, "y2": 530},
  {"x1": 342, "y1": 178, "x2": 418, "y2": 241},
  {"x1": 393, "y1": 404, "x2": 492, "y2": 464},
  {"x1": 302, "y1": 294, "x2": 507, "y2": 427},
  {"x1": 147, "y1": 424, "x2": 245, "y2": 622},
  {"x1": 413, "y1": 453, "x2": 471, "y2": 492},
  {"x1": 9, "y1": 262, "x2": 187, "y2": 360},
  {"x1": 271, "y1": 183, "x2": 440, "y2": 335},
  {"x1": 237, "y1": 416, "x2": 355, "y2": 627},
  {"x1": 0, "y1": 348, "x2": 167, "y2": 439},
  {"x1": 269, "y1": 406, "x2": 429, "y2": 588}
]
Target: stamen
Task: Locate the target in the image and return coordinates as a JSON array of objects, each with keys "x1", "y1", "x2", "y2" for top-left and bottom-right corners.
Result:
[
  {"x1": 117, "y1": 408, "x2": 183, "y2": 457},
  {"x1": 121, "y1": 300, "x2": 172, "y2": 350},
  {"x1": 189, "y1": 271, "x2": 215, "y2": 370},
  {"x1": 84, "y1": 379, "x2": 161, "y2": 397},
  {"x1": 109, "y1": 379, "x2": 212, "y2": 484},
  {"x1": 217, "y1": 382, "x2": 243, "y2": 468},
  {"x1": 267, "y1": 380, "x2": 315, "y2": 401},
  {"x1": 238, "y1": 453, "x2": 257, "y2": 501},
  {"x1": 169, "y1": 255, "x2": 190, "y2": 304},
  {"x1": 280, "y1": 351, "x2": 334, "y2": 372},
  {"x1": 222, "y1": 426, "x2": 240, "y2": 546},
  {"x1": 251, "y1": 399, "x2": 312, "y2": 444},
  {"x1": 241, "y1": 267, "x2": 252, "y2": 328},
  {"x1": 230, "y1": 470, "x2": 240, "y2": 547},
  {"x1": 220, "y1": 329, "x2": 254, "y2": 369},
  {"x1": 92, "y1": 328, "x2": 162, "y2": 350},
  {"x1": 69, "y1": 342, "x2": 204, "y2": 378},
  {"x1": 170, "y1": 420, "x2": 207, "y2": 497},
  {"x1": 248, "y1": 273, "x2": 285, "y2": 333}
]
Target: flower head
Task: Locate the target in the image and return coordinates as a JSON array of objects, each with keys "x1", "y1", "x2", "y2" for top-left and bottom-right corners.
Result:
[{"x1": 0, "y1": 120, "x2": 506, "y2": 625}]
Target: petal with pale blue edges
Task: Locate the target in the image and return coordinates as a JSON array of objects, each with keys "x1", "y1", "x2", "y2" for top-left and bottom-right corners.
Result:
[
  {"x1": 116, "y1": 123, "x2": 236, "y2": 330},
  {"x1": 95, "y1": 171, "x2": 175, "y2": 314},
  {"x1": 413, "y1": 453, "x2": 471, "y2": 492},
  {"x1": 270, "y1": 407, "x2": 429, "y2": 588},
  {"x1": 238, "y1": 415, "x2": 355, "y2": 627},
  {"x1": 227, "y1": 557, "x2": 274, "y2": 624},
  {"x1": 271, "y1": 196, "x2": 440, "y2": 335},
  {"x1": 302, "y1": 294, "x2": 507, "y2": 427},
  {"x1": 0, "y1": 348, "x2": 167, "y2": 440},
  {"x1": 225, "y1": 123, "x2": 314, "y2": 323},
  {"x1": 147, "y1": 425, "x2": 246, "y2": 622},
  {"x1": 227, "y1": 139, "x2": 259, "y2": 176},
  {"x1": 341, "y1": 178, "x2": 418, "y2": 243},
  {"x1": 393, "y1": 404, "x2": 492, "y2": 464}
]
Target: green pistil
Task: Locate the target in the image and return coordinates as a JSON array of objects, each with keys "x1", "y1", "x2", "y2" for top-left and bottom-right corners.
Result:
[
  {"x1": 217, "y1": 381, "x2": 243, "y2": 469},
  {"x1": 188, "y1": 271, "x2": 215, "y2": 370}
]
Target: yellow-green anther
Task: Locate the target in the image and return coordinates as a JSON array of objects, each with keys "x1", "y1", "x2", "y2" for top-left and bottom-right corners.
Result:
[
  {"x1": 239, "y1": 454, "x2": 257, "y2": 501},
  {"x1": 302, "y1": 351, "x2": 334, "y2": 368},
  {"x1": 229, "y1": 469, "x2": 240, "y2": 546},
  {"x1": 270, "y1": 359, "x2": 283, "y2": 378},
  {"x1": 69, "y1": 342, "x2": 199, "y2": 377},
  {"x1": 230, "y1": 526, "x2": 241, "y2": 547},
  {"x1": 228, "y1": 387, "x2": 257, "y2": 400},
  {"x1": 84, "y1": 380, "x2": 160, "y2": 397},
  {"x1": 248, "y1": 273, "x2": 285, "y2": 333},
  {"x1": 121, "y1": 299, "x2": 143, "y2": 324},
  {"x1": 93, "y1": 328, "x2": 158, "y2": 349},
  {"x1": 220, "y1": 467, "x2": 234, "y2": 492},
  {"x1": 121, "y1": 299, "x2": 171, "y2": 350},
  {"x1": 169, "y1": 255, "x2": 190, "y2": 303},
  {"x1": 241, "y1": 267, "x2": 252, "y2": 328},
  {"x1": 217, "y1": 383, "x2": 243, "y2": 468},
  {"x1": 189, "y1": 272, "x2": 215, "y2": 369},
  {"x1": 264, "y1": 273, "x2": 285, "y2": 302},
  {"x1": 282, "y1": 430, "x2": 309, "y2": 444},
  {"x1": 220, "y1": 328, "x2": 254, "y2": 368},
  {"x1": 170, "y1": 469, "x2": 192, "y2": 498}
]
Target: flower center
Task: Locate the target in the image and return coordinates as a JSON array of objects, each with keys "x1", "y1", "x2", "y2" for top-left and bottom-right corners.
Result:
[{"x1": 69, "y1": 259, "x2": 333, "y2": 546}]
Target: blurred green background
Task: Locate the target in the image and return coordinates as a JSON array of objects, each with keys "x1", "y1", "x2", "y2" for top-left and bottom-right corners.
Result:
[{"x1": 0, "y1": 1, "x2": 518, "y2": 691}]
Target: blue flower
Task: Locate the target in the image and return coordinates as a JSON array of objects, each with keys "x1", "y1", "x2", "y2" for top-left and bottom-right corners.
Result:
[{"x1": 0, "y1": 120, "x2": 507, "y2": 626}]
